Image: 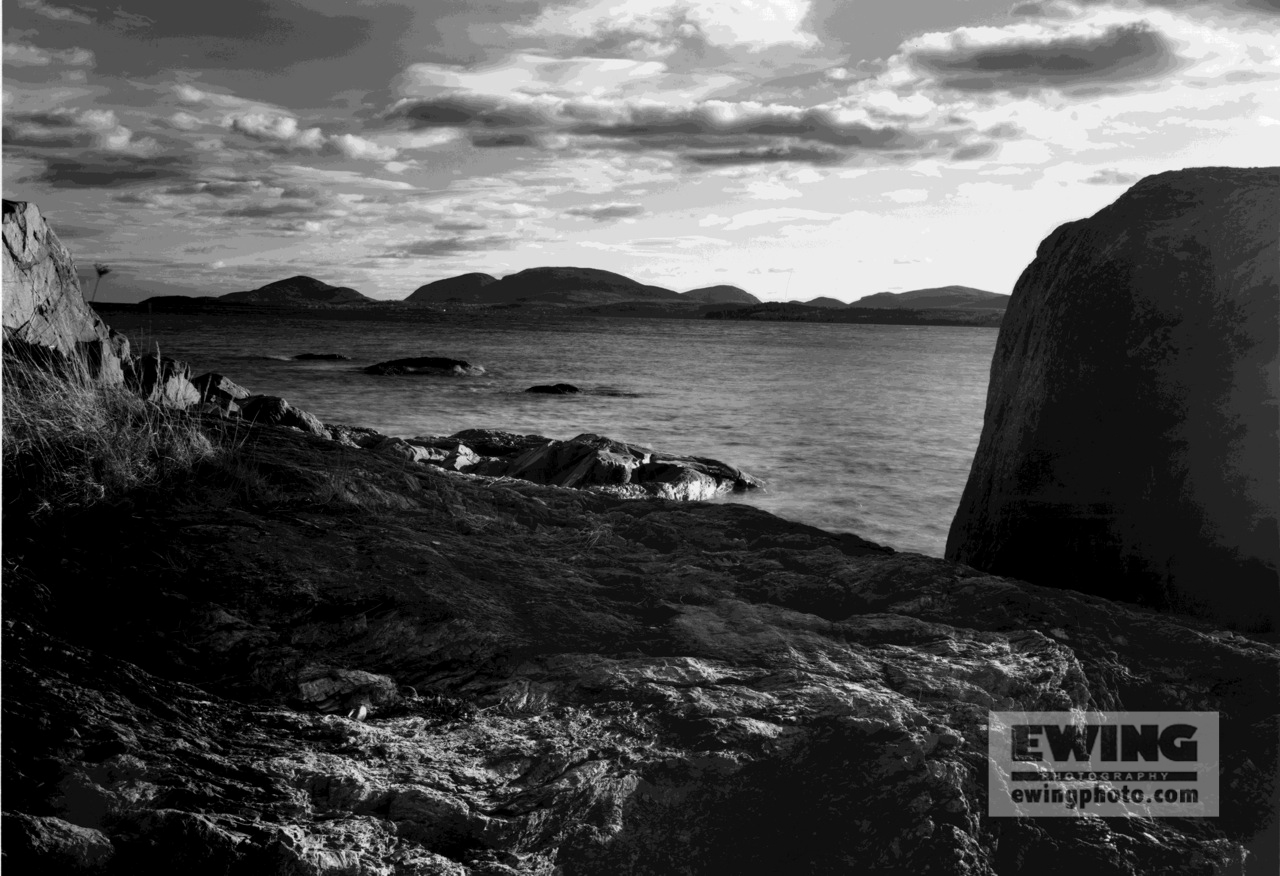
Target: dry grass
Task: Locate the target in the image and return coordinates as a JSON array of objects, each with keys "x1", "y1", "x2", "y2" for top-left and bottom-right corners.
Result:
[{"x1": 2, "y1": 347, "x2": 221, "y2": 517}]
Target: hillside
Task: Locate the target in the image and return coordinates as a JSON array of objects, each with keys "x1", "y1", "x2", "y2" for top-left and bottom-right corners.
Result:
[
  {"x1": 220, "y1": 275, "x2": 373, "y2": 305},
  {"x1": 852, "y1": 285, "x2": 1007, "y2": 310},
  {"x1": 442, "y1": 266, "x2": 684, "y2": 306},
  {"x1": 406, "y1": 272, "x2": 498, "y2": 304},
  {"x1": 682, "y1": 284, "x2": 760, "y2": 305}
]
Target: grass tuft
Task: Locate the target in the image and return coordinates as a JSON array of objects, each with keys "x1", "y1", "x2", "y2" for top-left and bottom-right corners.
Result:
[{"x1": 2, "y1": 345, "x2": 221, "y2": 518}]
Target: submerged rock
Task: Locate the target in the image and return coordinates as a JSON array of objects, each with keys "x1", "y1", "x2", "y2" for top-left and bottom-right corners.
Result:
[
  {"x1": 525, "y1": 383, "x2": 581, "y2": 394},
  {"x1": 293, "y1": 353, "x2": 351, "y2": 361},
  {"x1": 947, "y1": 167, "x2": 1280, "y2": 631},
  {"x1": 363, "y1": 356, "x2": 484, "y2": 376}
]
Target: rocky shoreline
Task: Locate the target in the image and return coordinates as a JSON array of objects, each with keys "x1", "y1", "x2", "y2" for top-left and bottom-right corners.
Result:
[{"x1": 4, "y1": 173, "x2": 1279, "y2": 874}]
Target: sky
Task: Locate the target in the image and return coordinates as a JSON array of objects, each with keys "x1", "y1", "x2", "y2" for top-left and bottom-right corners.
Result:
[{"x1": 2, "y1": 0, "x2": 1277, "y2": 303}]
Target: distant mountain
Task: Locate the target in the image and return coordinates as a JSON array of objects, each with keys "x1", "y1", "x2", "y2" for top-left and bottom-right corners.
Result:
[
  {"x1": 852, "y1": 286, "x2": 1007, "y2": 310},
  {"x1": 220, "y1": 275, "x2": 372, "y2": 305},
  {"x1": 682, "y1": 285, "x2": 760, "y2": 305},
  {"x1": 407, "y1": 272, "x2": 498, "y2": 303},
  {"x1": 405, "y1": 267, "x2": 683, "y2": 306},
  {"x1": 804, "y1": 296, "x2": 847, "y2": 308}
]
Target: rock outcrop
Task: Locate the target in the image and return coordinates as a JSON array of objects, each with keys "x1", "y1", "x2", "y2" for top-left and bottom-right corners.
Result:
[
  {"x1": 405, "y1": 430, "x2": 763, "y2": 500},
  {"x1": 947, "y1": 167, "x2": 1280, "y2": 631},
  {"x1": 4, "y1": 423, "x2": 1276, "y2": 873},
  {"x1": 2, "y1": 200, "x2": 129, "y2": 383},
  {"x1": 239, "y1": 395, "x2": 328, "y2": 437},
  {"x1": 124, "y1": 352, "x2": 201, "y2": 408},
  {"x1": 364, "y1": 356, "x2": 485, "y2": 376}
]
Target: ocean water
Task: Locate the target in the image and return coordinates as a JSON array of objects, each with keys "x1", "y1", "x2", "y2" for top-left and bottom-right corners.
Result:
[{"x1": 103, "y1": 309, "x2": 996, "y2": 557}]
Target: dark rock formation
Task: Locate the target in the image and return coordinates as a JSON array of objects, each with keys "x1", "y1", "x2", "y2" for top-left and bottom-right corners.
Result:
[
  {"x1": 4, "y1": 422, "x2": 1276, "y2": 873},
  {"x1": 406, "y1": 272, "x2": 498, "y2": 304},
  {"x1": 682, "y1": 285, "x2": 760, "y2": 305},
  {"x1": 363, "y1": 356, "x2": 485, "y2": 376},
  {"x1": 2, "y1": 200, "x2": 130, "y2": 384},
  {"x1": 124, "y1": 352, "x2": 200, "y2": 408},
  {"x1": 408, "y1": 431, "x2": 763, "y2": 500},
  {"x1": 239, "y1": 395, "x2": 327, "y2": 437},
  {"x1": 855, "y1": 286, "x2": 1008, "y2": 310},
  {"x1": 292, "y1": 353, "x2": 351, "y2": 361},
  {"x1": 947, "y1": 167, "x2": 1280, "y2": 631},
  {"x1": 220, "y1": 276, "x2": 372, "y2": 306},
  {"x1": 192, "y1": 372, "x2": 251, "y2": 409},
  {"x1": 525, "y1": 383, "x2": 581, "y2": 394}
]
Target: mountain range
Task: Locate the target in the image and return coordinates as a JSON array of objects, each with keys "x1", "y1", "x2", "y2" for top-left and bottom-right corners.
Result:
[{"x1": 133, "y1": 269, "x2": 1006, "y2": 313}]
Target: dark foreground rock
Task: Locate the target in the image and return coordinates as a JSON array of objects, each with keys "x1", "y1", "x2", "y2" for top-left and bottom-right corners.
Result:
[
  {"x1": 525, "y1": 383, "x2": 581, "y2": 394},
  {"x1": 365, "y1": 356, "x2": 485, "y2": 376},
  {"x1": 3, "y1": 422, "x2": 1277, "y2": 874},
  {"x1": 947, "y1": 167, "x2": 1280, "y2": 632}
]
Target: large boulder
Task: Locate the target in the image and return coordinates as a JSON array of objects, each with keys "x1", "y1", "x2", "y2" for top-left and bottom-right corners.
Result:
[
  {"x1": 238, "y1": 395, "x2": 327, "y2": 437},
  {"x1": 946, "y1": 167, "x2": 1279, "y2": 631},
  {"x1": 2, "y1": 200, "x2": 128, "y2": 383}
]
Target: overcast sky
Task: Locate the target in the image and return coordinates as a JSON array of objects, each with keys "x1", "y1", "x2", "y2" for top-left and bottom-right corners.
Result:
[{"x1": 3, "y1": 0, "x2": 1276, "y2": 302}]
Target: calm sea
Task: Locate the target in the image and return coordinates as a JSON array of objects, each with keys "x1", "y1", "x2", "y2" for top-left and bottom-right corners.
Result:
[{"x1": 103, "y1": 309, "x2": 996, "y2": 557}]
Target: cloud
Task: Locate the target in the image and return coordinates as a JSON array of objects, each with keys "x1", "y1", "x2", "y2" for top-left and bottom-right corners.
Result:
[
  {"x1": 387, "y1": 93, "x2": 552, "y2": 129},
  {"x1": 470, "y1": 132, "x2": 541, "y2": 148},
  {"x1": 564, "y1": 202, "x2": 646, "y2": 221},
  {"x1": 1083, "y1": 169, "x2": 1140, "y2": 185},
  {"x1": 905, "y1": 21, "x2": 1181, "y2": 92},
  {"x1": 30, "y1": 155, "x2": 194, "y2": 188},
  {"x1": 4, "y1": 42, "x2": 94, "y2": 66},
  {"x1": 381, "y1": 234, "x2": 522, "y2": 258},
  {"x1": 16, "y1": 0, "x2": 92, "y2": 24},
  {"x1": 226, "y1": 111, "x2": 326, "y2": 150},
  {"x1": 2, "y1": 108, "x2": 160, "y2": 156},
  {"x1": 699, "y1": 208, "x2": 841, "y2": 230},
  {"x1": 518, "y1": 0, "x2": 818, "y2": 51},
  {"x1": 882, "y1": 189, "x2": 929, "y2": 203},
  {"x1": 328, "y1": 133, "x2": 398, "y2": 161},
  {"x1": 951, "y1": 142, "x2": 999, "y2": 161}
]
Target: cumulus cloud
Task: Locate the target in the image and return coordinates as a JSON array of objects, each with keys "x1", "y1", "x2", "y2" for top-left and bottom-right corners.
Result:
[
  {"x1": 1083, "y1": 168, "x2": 1140, "y2": 184},
  {"x1": 227, "y1": 111, "x2": 326, "y2": 150},
  {"x1": 4, "y1": 42, "x2": 94, "y2": 67},
  {"x1": 518, "y1": 0, "x2": 818, "y2": 51},
  {"x1": 905, "y1": 20, "x2": 1181, "y2": 92},
  {"x1": 16, "y1": 0, "x2": 92, "y2": 24},
  {"x1": 564, "y1": 202, "x2": 645, "y2": 220},
  {"x1": 3, "y1": 107, "x2": 160, "y2": 156},
  {"x1": 328, "y1": 133, "x2": 398, "y2": 161}
]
